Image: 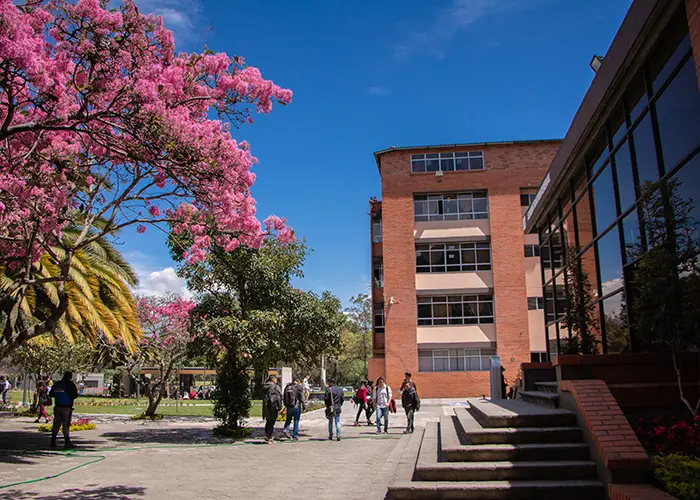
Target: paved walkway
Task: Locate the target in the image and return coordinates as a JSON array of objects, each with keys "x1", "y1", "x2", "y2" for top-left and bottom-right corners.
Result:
[{"x1": 0, "y1": 402, "x2": 451, "y2": 499}]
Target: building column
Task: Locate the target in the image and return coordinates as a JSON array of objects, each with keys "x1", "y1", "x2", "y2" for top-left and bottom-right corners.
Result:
[{"x1": 686, "y1": 0, "x2": 700, "y2": 87}]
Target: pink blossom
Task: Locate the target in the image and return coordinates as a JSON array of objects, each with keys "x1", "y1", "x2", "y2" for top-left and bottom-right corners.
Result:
[
  {"x1": 136, "y1": 225, "x2": 147, "y2": 234},
  {"x1": 148, "y1": 205, "x2": 162, "y2": 217}
]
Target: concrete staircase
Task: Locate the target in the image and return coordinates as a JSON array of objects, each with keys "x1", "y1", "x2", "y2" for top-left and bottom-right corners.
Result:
[
  {"x1": 386, "y1": 398, "x2": 605, "y2": 499},
  {"x1": 520, "y1": 381, "x2": 561, "y2": 408}
]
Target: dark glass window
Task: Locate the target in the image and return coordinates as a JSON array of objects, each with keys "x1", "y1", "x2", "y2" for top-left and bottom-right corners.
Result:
[
  {"x1": 412, "y1": 151, "x2": 484, "y2": 173},
  {"x1": 597, "y1": 226, "x2": 623, "y2": 291},
  {"x1": 610, "y1": 105, "x2": 627, "y2": 147},
  {"x1": 417, "y1": 295, "x2": 495, "y2": 325},
  {"x1": 621, "y1": 209, "x2": 642, "y2": 263},
  {"x1": 614, "y1": 141, "x2": 636, "y2": 213},
  {"x1": 520, "y1": 193, "x2": 537, "y2": 206},
  {"x1": 527, "y1": 297, "x2": 545, "y2": 310},
  {"x1": 524, "y1": 244, "x2": 540, "y2": 258},
  {"x1": 671, "y1": 153, "x2": 700, "y2": 246},
  {"x1": 592, "y1": 165, "x2": 617, "y2": 235},
  {"x1": 602, "y1": 291, "x2": 628, "y2": 353},
  {"x1": 588, "y1": 134, "x2": 609, "y2": 176},
  {"x1": 374, "y1": 303, "x2": 385, "y2": 333},
  {"x1": 654, "y1": 57, "x2": 700, "y2": 171},
  {"x1": 414, "y1": 192, "x2": 488, "y2": 221},
  {"x1": 416, "y1": 242, "x2": 491, "y2": 273},
  {"x1": 373, "y1": 258, "x2": 384, "y2": 287},
  {"x1": 626, "y1": 71, "x2": 647, "y2": 123},
  {"x1": 631, "y1": 113, "x2": 659, "y2": 188}
]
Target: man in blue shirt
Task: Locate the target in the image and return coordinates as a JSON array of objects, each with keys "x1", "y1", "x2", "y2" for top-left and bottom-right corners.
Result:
[{"x1": 49, "y1": 371, "x2": 79, "y2": 449}]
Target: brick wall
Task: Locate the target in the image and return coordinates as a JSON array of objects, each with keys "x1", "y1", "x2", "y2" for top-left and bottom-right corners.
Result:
[
  {"x1": 378, "y1": 141, "x2": 560, "y2": 396},
  {"x1": 609, "y1": 484, "x2": 677, "y2": 500},
  {"x1": 686, "y1": 0, "x2": 700, "y2": 87},
  {"x1": 560, "y1": 379, "x2": 648, "y2": 482}
]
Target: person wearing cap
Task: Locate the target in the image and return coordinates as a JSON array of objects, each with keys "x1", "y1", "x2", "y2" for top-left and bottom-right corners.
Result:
[
  {"x1": 49, "y1": 371, "x2": 79, "y2": 449},
  {"x1": 262, "y1": 374, "x2": 283, "y2": 444}
]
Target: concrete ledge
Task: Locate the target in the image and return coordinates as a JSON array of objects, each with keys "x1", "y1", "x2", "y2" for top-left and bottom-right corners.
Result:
[
  {"x1": 609, "y1": 483, "x2": 678, "y2": 500},
  {"x1": 388, "y1": 480, "x2": 606, "y2": 499},
  {"x1": 467, "y1": 398, "x2": 577, "y2": 428}
]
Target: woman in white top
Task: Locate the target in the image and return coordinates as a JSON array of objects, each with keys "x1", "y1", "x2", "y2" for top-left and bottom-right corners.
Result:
[{"x1": 373, "y1": 377, "x2": 392, "y2": 434}]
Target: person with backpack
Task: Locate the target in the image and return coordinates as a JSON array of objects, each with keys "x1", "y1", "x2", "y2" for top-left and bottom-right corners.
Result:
[
  {"x1": 373, "y1": 377, "x2": 392, "y2": 434},
  {"x1": 324, "y1": 378, "x2": 344, "y2": 441},
  {"x1": 33, "y1": 382, "x2": 51, "y2": 423},
  {"x1": 49, "y1": 371, "x2": 79, "y2": 449},
  {"x1": 365, "y1": 380, "x2": 375, "y2": 426},
  {"x1": 400, "y1": 372, "x2": 420, "y2": 434},
  {"x1": 262, "y1": 374, "x2": 283, "y2": 444},
  {"x1": 353, "y1": 381, "x2": 367, "y2": 427},
  {"x1": 282, "y1": 378, "x2": 305, "y2": 440}
]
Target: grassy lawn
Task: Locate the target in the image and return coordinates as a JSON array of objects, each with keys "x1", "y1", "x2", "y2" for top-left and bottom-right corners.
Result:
[{"x1": 5, "y1": 390, "x2": 265, "y2": 418}]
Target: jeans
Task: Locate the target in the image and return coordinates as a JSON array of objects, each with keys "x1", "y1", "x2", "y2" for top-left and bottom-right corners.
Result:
[
  {"x1": 1, "y1": 390, "x2": 6, "y2": 405},
  {"x1": 405, "y1": 408, "x2": 415, "y2": 432},
  {"x1": 51, "y1": 407, "x2": 72, "y2": 443},
  {"x1": 284, "y1": 406, "x2": 301, "y2": 438},
  {"x1": 265, "y1": 411, "x2": 278, "y2": 439},
  {"x1": 355, "y1": 401, "x2": 366, "y2": 423},
  {"x1": 328, "y1": 413, "x2": 341, "y2": 438},
  {"x1": 376, "y1": 406, "x2": 389, "y2": 432}
]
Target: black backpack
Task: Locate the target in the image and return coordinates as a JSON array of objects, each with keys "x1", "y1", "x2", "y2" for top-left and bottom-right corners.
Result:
[{"x1": 283, "y1": 383, "x2": 296, "y2": 407}]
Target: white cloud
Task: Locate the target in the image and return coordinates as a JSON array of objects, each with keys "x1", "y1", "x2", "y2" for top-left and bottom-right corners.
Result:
[
  {"x1": 134, "y1": 266, "x2": 193, "y2": 299},
  {"x1": 134, "y1": 0, "x2": 205, "y2": 45},
  {"x1": 393, "y1": 0, "x2": 518, "y2": 60},
  {"x1": 601, "y1": 278, "x2": 624, "y2": 316},
  {"x1": 367, "y1": 85, "x2": 391, "y2": 96}
]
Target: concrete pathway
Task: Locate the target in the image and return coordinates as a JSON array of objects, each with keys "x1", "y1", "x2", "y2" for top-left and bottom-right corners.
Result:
[{"x1": 0, "y1": 401, "x2": 452, "y2": 499}]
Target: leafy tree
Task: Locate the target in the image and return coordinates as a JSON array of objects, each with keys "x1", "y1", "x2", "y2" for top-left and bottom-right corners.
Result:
[
  {"x1": 625, "y1": 178, "x2": 700, "y2": 416},
  {"x1": 11, "y1": 334, "x2": 94, "y2": 383},
  {"x1": 135, "y1": 295, "x2": 195, "y2": 417},
  {"x1": 0, "y1": 0, "x2": 292, "y2": 357},
  {"x1": 172, "y1": 237, "x2": 344, "y2": 431},
  {"x1": 1, "y1": 225, "x2": 142, "y2": 359},
  {"x1": 344, "y1": 294, "x2": 371, "y2": 378},
  {"x1": 561, "y1": 245, "x2": 600, "y2": 355}
]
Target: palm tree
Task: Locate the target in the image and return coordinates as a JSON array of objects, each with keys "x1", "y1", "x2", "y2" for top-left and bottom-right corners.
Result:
[{"x1": 1, "y1": 225, "x2": 143, "y2": 354}]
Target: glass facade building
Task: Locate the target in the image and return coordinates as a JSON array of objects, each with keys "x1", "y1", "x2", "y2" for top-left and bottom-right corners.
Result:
[{"x1": 526, "y1": 1, "x2": 700, "y2": 358}]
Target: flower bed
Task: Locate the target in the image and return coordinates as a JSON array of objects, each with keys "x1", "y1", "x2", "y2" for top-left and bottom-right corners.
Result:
[{"x1": 37, "y1": 417, "x2": 96, "y2": 432}]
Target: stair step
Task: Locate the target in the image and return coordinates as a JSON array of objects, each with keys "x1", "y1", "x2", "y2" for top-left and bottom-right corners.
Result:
[
  {"x1": 443, "y1": 442, "x2": 591, "y2": 462},
  {"x1": 454, "y1": 408, "x2": 582, "y2": 444},
  {"x1": 467, "y1": 398, "x2": 576, "y2": 428},
  {"x1": 388, "y1": 479, "x2": 606, "y2": 499},
  {"x1": 415, "y1": 460, "x2": 599, "y2": 481},
  {"x1": 535, "y1": 381, "x2": 559, "y2": 393},
  {"x1": 520, "y1": 391, "x2": 560, "y2": 409}
]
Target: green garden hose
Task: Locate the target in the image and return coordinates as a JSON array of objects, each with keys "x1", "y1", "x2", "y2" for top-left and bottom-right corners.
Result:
[{"x1": 0, "y1": 434, "x2": 401, "y2": 490}]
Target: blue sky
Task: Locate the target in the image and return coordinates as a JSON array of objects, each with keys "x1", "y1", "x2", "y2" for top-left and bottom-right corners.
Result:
[{"x1": 122, "y1": 0, "x2": 633, "y2": 306}]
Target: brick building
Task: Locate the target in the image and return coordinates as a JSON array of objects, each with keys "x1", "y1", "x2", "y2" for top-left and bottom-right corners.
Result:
[{"x1": 368, "y1": 140, "x2": 561, "y2": 398}]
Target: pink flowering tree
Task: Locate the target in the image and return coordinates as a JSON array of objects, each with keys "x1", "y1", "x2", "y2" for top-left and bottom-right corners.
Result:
[
  {"x1": 0, "y1": 0, "x2": 293, "y2": 358},
  {"x1": 136, "y1": 294, "x2": 195, "y2": 417}
]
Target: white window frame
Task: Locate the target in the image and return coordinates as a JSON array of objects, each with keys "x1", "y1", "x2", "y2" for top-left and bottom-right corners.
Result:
[
  {"x1": 418, "y1": 348, "x2": 493, "y2": 372},
  {"x1": 416, "y1": 242, "x2": 491, "y2": 273},
  {"x1": 527, "y1": 297, "x2": 545, "y2": 310},
  {"x1": 417, "y1": 294, "x2": 494, "y2": 326},
  {"x1": 411, "y1": 151, "x2": 484, "y2": 173},
  {"x1": 374, "y1": 303, "x2": 385, "y2": 333},
  {"x1": 414, "y1": 192, "x2": 488, "y2": 222},
  {"x1": 373, "y1": 258, "x2": 384, "y2": 288},
  {"x1": 524, "y1": 244, "x2": 541, "y2": 258},
  {"x1": 372, "y1": 220, "x2": 382, "y2": 243}
]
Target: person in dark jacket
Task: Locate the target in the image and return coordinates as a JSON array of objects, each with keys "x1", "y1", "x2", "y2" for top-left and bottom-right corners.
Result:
[
  {"x1": 324, "y1": 378, "x2": 344, "y2": 441},
  {"x1": 400, "y1": 372, "x2": 419, "y2": 434},
  {"x1": 282, "y1": 378, "x2": 305, "y2": 440},
  {"x1": 353, "y1": 381, "x2": 367, "y2": 427},
  {"x1": 49, "y1": 371, "x2": 79, "y2": 449},
  {"x1": 262, "y1": 374, "x2": 283, "y2": 444}
]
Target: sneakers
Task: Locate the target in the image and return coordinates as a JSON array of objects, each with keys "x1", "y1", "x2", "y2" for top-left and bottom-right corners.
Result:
[
  {"x1": 266, "y1": 438, "x2": 275, "y2": 445},
  {"x1": 328, "y1": 436, "x2": 334, "y2": 441},
  {"x1": 353, "y1": 422, "x2": 360, "y2": 427},
  {"x1": 336, "y1": 436, "x2": 341, "y2": 442},
  {"x1": 292, "y1": 437, "x2": 298, "y2": 441},
  {"x1": 376, "y1": 430, "x2": 382, "y2": 434},
  {"x1": 282, "y1": 429, "x2": 291, "y2": 439},
  {"x1": 384, "y1": 430, "x2": 388, "y2": 434},
  {"x1": 64, "y1": 442, "x2": 75, "y2": 450}
]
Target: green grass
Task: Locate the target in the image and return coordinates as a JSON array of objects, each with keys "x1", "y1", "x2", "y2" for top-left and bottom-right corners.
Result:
[{"x1": 4, "y1": 390, "x2": 266, "y2": 418}]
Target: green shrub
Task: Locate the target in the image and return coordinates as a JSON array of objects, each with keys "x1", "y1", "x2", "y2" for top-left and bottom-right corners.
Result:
[
  {"x1": 213, "y1": 426, "x2": 252, "y2": 439},
  {"x1": 131, "y1": 412, "x2": 164, "y2": 420},
  {"x1": 16, "y1": 407, "x2": 38, "y2": 417},
  {"x1": 37, "y1": 418, "x2": 96, "y2": 432},
  {"x1": 651, "y1": 454, "x2": 700, "y2": 500},
  {"x1": 304, "y1": 401, "x2": 324, "y2": 413}
]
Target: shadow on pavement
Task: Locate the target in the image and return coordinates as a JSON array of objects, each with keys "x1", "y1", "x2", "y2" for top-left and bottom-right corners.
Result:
[
  {"x1": 0, "y1": 430, "x2": 104, "y2": 462},
  {"x1": 0, "y1": 484, "x2": 146, "y2": 499}
]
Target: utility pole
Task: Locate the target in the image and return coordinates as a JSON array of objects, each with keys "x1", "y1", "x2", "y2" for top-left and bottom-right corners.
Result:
[{"x1": 321, "y1": 355, "x2": 326, "y2": 386}]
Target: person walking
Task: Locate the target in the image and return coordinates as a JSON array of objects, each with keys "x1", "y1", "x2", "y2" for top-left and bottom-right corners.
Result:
[
  {"x1": 353, "y1": 381, "x2": 367, "y2": 427},
  {"x1": 33, "y1": 382, "x2": 51, "y2": 423},
  {"x1": 373, "y1": 377, "x2": 392, "y2": 434},
  {"x1": 282, "y1": 378, "x2": 305, "y2": 440},
  {"x1": 302, "y1": 376, "x2": 311, "y2": 403},
  {"x1": 1, "y1": 377, "x2": 10, "y2": 405},
  {"x1": 324, "y1": 378, "x2": 344, "y2": 441},
  {"x1": 262, "y1": 374, "x2": 283, "y2": 444},
  {"x1": 365, "y1": 380, "x2": 375, "y2": 426},
  {"x1": 49, "y1": 371, "x2": 79, "y2": 449},
  {"x1": 400, "y1": 372, "x2": 419, "y2": 434}
]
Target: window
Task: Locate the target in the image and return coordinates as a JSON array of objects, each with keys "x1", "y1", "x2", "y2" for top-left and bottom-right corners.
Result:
[
  {"x1": 520, "y1": 193, "x2": 537, "y2": 206},
  {"x1": 530, "y1": 352, "x2": 549, "y2": 363},
  {"x1": 417, "y1": 294, "x2": 494, "y2": 326},
  {"x1": 414, "y1": 192, "x2": 488, "y2": 221},
  {"x1": 372, "y1": 212, "x2": 382, "y2": 243},
  {"x1": 373, "y1": 258, "x2": 383, "y2": 288},
  {"x1": 416, "y1": 242, "x2": 491, "y2": 273},
  {"x1": 411, "y1": 151, "x2": 484, "y2": 173},
  {"x1": 374, "y1": 303, "x2": 385, "y2": 333},
  {"x1": 527, "y1": 297, "x2": 545, "y2": 310},
  {"x1": 418, "y1": 348, "x2": 493, "y2": 372},
  {"x1": 524, "y1": 244, "x2": 540, "y2": 258}
]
